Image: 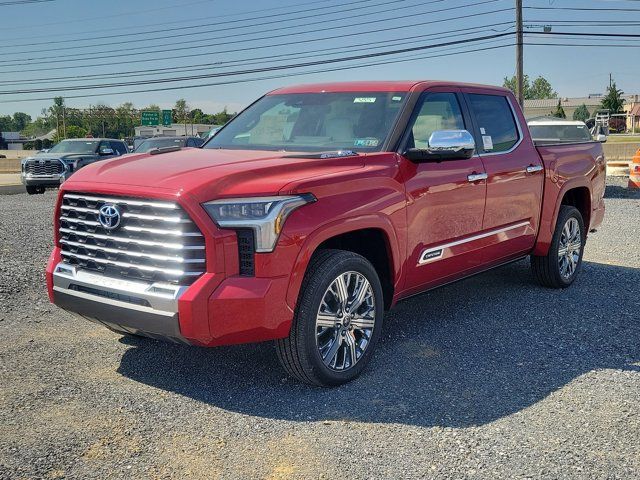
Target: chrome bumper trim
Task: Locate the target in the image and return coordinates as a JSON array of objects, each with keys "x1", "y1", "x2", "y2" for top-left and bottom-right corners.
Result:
[{"x1": 52, "y1": 262, "x2": 187, "y2": 314}]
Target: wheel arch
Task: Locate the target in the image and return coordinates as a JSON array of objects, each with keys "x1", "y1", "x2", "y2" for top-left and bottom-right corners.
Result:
[
  {"x1": 285, "y1": 216, "x2": 402, "y2": 311},
  {"x1": 533, "y1": 179, "x2": 592, "y2": 256}
]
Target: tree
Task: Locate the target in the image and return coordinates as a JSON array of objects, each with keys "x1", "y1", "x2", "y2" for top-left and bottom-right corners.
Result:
[
  {"x1": 65, "y1": 125, "x2": 88, "y2": 138},
  {"x1": 173, "y1": 99, "x2": 190, "y2": 134},
  {"x1": 503, "y1": 74, "x2": 557, "y2": 100},
  {"x1": 601, "y1": 80, "x2": 625, "y2": 114},
  {"x1": 529, "y1": 77, "x2": 557, "y2": 100},
  {"x1": 551, "y1": 99, "x2": 566, "y2": 119},
  {"x1": 12, "y1": 112, "x2": 31, "y2": 132},
  {"x1": 573, "y1": 104, "x2": 591, "y2": 122}
]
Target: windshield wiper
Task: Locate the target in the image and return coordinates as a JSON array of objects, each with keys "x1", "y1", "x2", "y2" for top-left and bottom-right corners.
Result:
[{"x1": 283, "y1": 150, "x2": 360, "y2": 159}]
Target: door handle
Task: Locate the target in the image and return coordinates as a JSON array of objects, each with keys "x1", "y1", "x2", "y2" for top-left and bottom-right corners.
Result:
[
  {"x1": 467, "y1": 172, "x2": 488, "y2": 182},
  {"x1": 526, "y1": 164, "x2": 544, "y2": 174}
]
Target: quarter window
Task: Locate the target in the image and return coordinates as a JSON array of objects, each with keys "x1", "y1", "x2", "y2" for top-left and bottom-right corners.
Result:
[
  {"x1": 407, "y1": 93, "x2": 466, "y2": 149},
  {"x1": 467, "y1": 94, "x2": 519, "y2": 153}
]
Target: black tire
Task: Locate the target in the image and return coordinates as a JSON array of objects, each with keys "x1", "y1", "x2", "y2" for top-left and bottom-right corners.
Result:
[
  {"x1": 276, "y1": 249, "x2": 384, "y2": 387},
  {"x1": 531, "y1": 205, "x2": 585, "y2": 288}
]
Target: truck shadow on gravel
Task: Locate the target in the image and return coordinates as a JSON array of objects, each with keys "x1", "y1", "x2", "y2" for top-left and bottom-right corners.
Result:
[{"x1": 116, "y1": 260, "x2": 639, "y2": 428}]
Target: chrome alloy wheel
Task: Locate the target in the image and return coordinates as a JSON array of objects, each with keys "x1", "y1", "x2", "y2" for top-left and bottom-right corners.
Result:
[
  {"x1": 558, "y1": 217, "x2": 582, "y2": 279},
  {"x1": 315, "y1": 271, "x2": 376, "y2": 371}
]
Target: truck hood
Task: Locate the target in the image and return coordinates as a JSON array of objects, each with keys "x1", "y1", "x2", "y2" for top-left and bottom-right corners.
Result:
[{"x1": 63, "y1": 148, "x2": 365, "y2": 201}]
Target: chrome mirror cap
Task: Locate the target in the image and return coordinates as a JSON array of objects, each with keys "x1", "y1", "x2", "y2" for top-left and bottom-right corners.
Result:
[{"x1": 404, "y1": 129, "x2": 476, "y2": 162}]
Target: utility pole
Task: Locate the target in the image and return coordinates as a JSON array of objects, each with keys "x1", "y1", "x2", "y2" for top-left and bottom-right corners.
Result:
[
  {"x1": 609, "y1": 73, "x2": 612, "y2": 89},
  {"x1": 516, "y1": 0, "x2": 524, "y2": 107}
]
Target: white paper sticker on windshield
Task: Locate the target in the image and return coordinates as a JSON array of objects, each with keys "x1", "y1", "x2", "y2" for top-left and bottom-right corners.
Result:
[
  {"x1": 392, "y1": 96, "x2": 403, "y2": 102},
  {"x1": 482, "y1": 135, "x2": 494, "y2": 150},
  {"x1": 353, "y1": 97, "x2": 377, "y2": 103},
  {"x1": 480, "y1": 127, "x2": 486, "y2": 134}
]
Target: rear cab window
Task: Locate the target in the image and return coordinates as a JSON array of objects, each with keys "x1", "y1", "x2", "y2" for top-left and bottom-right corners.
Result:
[{"x1": 467, "y1": 94, "x2": 520, "y2": 153}]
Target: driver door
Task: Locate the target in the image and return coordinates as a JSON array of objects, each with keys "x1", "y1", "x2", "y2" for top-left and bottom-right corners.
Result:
[{"x1": 400, "y1": 90, "x2": 488, "y2": 293}]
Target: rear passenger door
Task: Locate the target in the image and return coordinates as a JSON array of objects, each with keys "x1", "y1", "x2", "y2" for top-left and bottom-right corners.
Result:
[{"x1": 462, "y1": 90, "x2": 544, "y2": 263}]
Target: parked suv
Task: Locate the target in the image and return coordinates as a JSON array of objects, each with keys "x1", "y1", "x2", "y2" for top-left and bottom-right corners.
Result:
[
  {"x1": 47, "y1": 81, "x2": 605, "y2": 386},
  {"x1": 22, "y1": 138, "x2": 128, "y2": 194}
]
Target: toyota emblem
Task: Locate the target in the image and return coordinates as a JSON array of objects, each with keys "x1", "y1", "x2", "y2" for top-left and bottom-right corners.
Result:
[{"x1": 98, "y1": 204, "x2": 122, "y2": 231}]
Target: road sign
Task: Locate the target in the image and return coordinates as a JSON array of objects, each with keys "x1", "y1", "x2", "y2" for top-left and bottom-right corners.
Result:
[
  {"x1": 141, "y1": 111, "x2": 160, "y2": 126},
  {"x1": 162, "y1": 110, "x2": 173, "y2": 126}
]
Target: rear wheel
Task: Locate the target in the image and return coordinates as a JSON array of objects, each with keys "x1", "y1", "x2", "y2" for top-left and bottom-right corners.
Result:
[
  {"x1": 531, "y1": 205, "x2": 585, "y2": 288},
  {"x1": 276, "y1": 249, "x2": 384, "y2": 387}
]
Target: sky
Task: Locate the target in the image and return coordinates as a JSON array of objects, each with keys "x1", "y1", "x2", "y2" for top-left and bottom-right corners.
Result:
[{"x1": 0, "y1": 0, "x2": 638, "y2": 117}]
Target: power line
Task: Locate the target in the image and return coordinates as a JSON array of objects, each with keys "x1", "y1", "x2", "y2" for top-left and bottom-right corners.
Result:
[
  {"x1": 0, "y1": 43, "x2": 514, "y2": 104},
  {"x1": 0, "y1": 22, "x2": 514, "y2": 86},
  {"x1": 0, "y1": 32, "x2": 514, "y2": 96},
  {"x1": 524, "y1": 5, "x2": 640, "y2": 11},
  {"x1": 6, "y1": 0, "x2": 417, "y2": 51},
  {"x1": 0, "y1": 0, "x2": 504, "y2": 64},
  {"x1": 0, "y1": 0, "x2": 53, "y2": 5},
  {"x1": 0, "y1": 6, "x2": 514, "y2": 72}
]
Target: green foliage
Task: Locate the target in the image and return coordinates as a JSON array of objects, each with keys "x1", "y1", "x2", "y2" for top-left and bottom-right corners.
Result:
[
  {"x1": 572, "y1": 104, "x2": 591, "y2": 122},
  {"x1": 6, "y1": 98, "x2": 236, "y2": 142},
  {"x1": 551, "y1": 99, "x2": 566, "y2": 119},
  {"x1": 601, "y1": 80, "x2": 625, "y2": 114},
  {"x1": 503, "y1": 74, "x2": 557, "y2": 100}
]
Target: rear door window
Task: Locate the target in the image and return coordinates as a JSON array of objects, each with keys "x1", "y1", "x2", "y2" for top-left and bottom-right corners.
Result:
[{"x1": 467, "y1": 94, "x2": 519, "y2": 153}]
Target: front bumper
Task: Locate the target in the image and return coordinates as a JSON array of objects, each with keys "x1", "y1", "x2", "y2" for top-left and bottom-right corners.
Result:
[
  {"x1": 49, "y1": 256, "x2": 294, "y2": 347},
  {"x1": 52, "y1": 262, "x2": 188, "y2": 342},
  {"x1": 22, "y1": 172, "x2": 66, "y2": 187}
]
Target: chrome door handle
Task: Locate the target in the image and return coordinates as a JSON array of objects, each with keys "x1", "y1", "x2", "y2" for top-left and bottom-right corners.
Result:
[
  {"x1": 467, "y1": 172, "x2": 488, "y2": 182},
  {"x1": 526, "y1": 165, "x2": 543, "y2": 174}
]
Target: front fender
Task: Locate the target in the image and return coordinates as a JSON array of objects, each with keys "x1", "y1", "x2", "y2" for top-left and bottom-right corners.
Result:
[{"x1": 284, "y1": 214, "x2": 403, "y2": 311}]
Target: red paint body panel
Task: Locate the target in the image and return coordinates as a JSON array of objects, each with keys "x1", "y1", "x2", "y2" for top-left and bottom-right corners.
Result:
[{"x1": 45, "y1": 81, "x2": 605, "y2": 348}]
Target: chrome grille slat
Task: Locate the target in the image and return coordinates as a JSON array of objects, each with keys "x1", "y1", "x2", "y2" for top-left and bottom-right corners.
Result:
[
  {"x1": 60, "y1": 216, "x2": 203, "y2": 237},
  {"x1": 64, "y1": 193, "x2": 179, "y2": 209},
  {"x1": 59, "y1": 239, "x2": 205, "y2": 264},
  {"x1": 61, "y1": 205, "x2": 191, "y2": 224},
  {"x1": 59, "y1": 192, "x2": 206, "y2": 284},
  {"x1": 60, "y1": 251, "x2": 204, "y2": 276}
]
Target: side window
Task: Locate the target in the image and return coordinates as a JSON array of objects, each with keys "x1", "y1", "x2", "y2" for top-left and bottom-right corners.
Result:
[
  {"x1": 110, "y1": 141, "x2": 125, "y2": 155},
  {"x1": 467, "y1": 94, "x2": 519, "y2": 153},
  {"x1": 186, "y1": 138, "x2": 194, "y2": 147},
  {"x1": 407, "y1": 93, "x2": 465, "y2": 149}
]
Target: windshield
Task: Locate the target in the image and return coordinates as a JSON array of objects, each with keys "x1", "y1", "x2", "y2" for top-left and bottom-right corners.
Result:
[
  {"x1": 49, "y1": 140, "x2": 99, "y2": 154},
  {"x1": 529, "y1": 124, "x2": 592, "y2": 142},
  {"x1": 135, "y1": 137, "x2": 186, "y2": 153},
  {"x1": 205, "y1": 92, "x2": 407, "y2": 152}
]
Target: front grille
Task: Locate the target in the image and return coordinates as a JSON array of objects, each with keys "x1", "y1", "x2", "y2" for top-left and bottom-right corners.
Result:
[
  {"x1": 58, "y1": 193, "x2": 206, "y2": 285},
  {"x1": 236, "y1": 229, "x2": 255, "y2": 276},
  {"x1": 25, "y1": 159, "x2": 64, "y2": 175}
]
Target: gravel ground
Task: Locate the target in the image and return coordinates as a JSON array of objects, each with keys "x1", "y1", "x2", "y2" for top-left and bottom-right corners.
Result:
[{"x1": 1, "y1": 178, "x2": 639, "y2": 479}]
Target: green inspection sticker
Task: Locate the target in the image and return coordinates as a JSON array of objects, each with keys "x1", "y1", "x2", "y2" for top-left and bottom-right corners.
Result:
[{"x1": 354, "y1": 138, "x2": 379, "y2": 147}]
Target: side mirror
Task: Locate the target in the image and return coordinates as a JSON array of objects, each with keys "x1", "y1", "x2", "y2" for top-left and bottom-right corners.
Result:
[
  {"x1": 99, "y1": 147, "x2": 114, "y2": 155},
  {"x1": 404, "y1": 129, "x2": 476, "y2": 162},
  {"x1": 596, "y1": 134, "x2": 607, "y2": 143}
]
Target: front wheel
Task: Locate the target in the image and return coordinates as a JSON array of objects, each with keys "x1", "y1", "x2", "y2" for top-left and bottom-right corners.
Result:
[
  {"x1": 276, "y1": 249, "x2": 384, "y2": 387},
  {"x1": 531, "y1": 205, "x2": 585, "y2": 288}
]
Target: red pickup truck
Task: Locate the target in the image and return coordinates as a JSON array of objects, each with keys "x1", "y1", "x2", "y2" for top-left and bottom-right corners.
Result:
[{"x1": 46, "y1": 81, "x2": 606, "y2": 386}]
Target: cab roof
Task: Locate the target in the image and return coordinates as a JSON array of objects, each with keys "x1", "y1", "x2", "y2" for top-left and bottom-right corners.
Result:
[{"x1": 269, "y1": 80, "x2": 512, "y2": 95}]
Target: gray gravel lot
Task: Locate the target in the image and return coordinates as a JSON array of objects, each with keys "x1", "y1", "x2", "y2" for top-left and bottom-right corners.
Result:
[{"x1": 1, "y1": 178, "x2": 639, "y2": 479}]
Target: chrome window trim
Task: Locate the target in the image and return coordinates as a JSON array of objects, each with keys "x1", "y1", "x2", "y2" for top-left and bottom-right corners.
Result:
[
  {"x1": 473, "y1": 94, "x2": 524, "y2": 157},
  {"x1": 418, "y1": 221, "x2": 530, "y2": 265}
]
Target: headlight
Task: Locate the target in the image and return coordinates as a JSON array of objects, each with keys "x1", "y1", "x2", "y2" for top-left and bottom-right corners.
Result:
[{"x1": 203, "y1": 194, "x2": 316, "y2": 252}]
